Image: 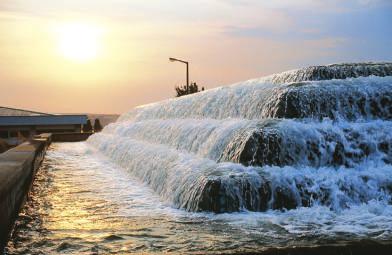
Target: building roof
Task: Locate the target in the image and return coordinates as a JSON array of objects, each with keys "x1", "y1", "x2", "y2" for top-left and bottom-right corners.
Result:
[
  {"x1": 0, "y1": 115, "x2": 88, "y2": 126},
  {"x1": 0, "y1": 106, "x2": 52, "y2": 116}
]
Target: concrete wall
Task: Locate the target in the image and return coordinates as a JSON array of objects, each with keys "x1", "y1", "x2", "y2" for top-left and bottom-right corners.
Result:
[
  {"x1": 0, "y1": 124, "x2": 82, "y2": 141},
  {"x1": 51, "y1": 132, "x2": 93, "y2": 142},
  {"x1": 0, "y1": 134, "x2": 51, "y2": 251}
]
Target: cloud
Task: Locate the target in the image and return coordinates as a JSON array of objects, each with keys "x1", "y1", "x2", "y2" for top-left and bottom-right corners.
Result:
[
  {"x1": 222, "y1": 1, "x2": 392, "y2": 44},
  {"x1": 219, "y1": 0, "x2": 392, "y2": 12}
]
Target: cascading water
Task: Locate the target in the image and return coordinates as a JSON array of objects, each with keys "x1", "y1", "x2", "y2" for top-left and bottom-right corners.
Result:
[{"x1": 88, "y1": 62, "x2": 392, "y2": 213}]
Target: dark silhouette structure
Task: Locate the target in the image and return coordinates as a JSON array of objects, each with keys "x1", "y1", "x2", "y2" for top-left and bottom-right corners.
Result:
[
  {"x1": 83, "y1": 119, "x2": 93, "y2": 133},
  {"x1": 0, "y1": 138, "x2": 8, "y2": 153},
  {"x1": 0, "y1": 107, "x2": 88, "y2": 140},
  {"x1": 175, "y1": 82, "x2": 204, "y2": 97},
  {"x1": 94, "y1": 118, "x2": 103, "y2": 132}
]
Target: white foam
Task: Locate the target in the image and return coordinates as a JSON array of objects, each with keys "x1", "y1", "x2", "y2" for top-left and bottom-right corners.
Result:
[
  {"x1": 50, "y1": 142, "x2": 392, "y2": 239},
  {"x1": 118, "y1": 76, "x2": 392, "y2": 121}
]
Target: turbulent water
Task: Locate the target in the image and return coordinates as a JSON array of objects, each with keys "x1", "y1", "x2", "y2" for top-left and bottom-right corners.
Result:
[
  {"x1": 88, "y1": 62, "x2": 392, "y2": 213},
  {"x1": 6, "y1": 143, "x2": 392, "y2": 254},
  {"x1": 119, "y1": 74, "x2": 392, "y2": 121},
  {"x1": 7, "y1": 62, "x2": 392, "y2": 253},
  {"x1": 263, "y1": 62, "x2": 392, "y2": 84}
]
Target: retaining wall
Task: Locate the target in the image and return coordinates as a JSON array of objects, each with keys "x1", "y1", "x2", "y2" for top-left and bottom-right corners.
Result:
[
  {"x1": 51, "y1": 132, "x2": 93, "y2": 142},
  {"x1": 0, "y1": 134, "x2": 51, "y2": 252}
]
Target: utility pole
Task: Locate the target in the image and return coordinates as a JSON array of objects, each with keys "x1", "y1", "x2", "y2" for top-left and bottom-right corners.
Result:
[{"x1": 169, "y1": 57, "x2": 189, "y2": 93}]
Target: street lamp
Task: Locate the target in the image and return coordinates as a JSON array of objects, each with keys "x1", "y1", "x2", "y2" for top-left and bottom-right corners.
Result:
[{"x1": 169, "y1": 57, "x2": 189, "y2": 93}]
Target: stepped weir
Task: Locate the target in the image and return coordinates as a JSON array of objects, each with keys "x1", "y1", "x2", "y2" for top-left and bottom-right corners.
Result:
[{"x1": 88, "y1": 62, "x2": 392, "y2": 213}]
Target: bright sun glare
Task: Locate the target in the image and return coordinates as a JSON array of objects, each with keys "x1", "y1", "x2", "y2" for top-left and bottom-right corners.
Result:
[{"x1": 56, "y1": 23, "x2": 102, "y2": 62}]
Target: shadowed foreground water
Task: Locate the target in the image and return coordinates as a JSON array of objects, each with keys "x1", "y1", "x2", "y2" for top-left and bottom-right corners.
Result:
[{"x1": 6, "y1": 143, "x2": 392, "y2": 254}]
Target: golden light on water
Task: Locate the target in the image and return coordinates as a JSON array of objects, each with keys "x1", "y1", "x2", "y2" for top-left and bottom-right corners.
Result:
[{"x1": 56, "y1": 22, "x2": 103, "y2": 62}]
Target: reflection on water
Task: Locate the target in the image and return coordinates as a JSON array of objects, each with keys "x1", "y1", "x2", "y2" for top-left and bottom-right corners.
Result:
[{"x1": 6, "y1": 143, "x2": 392, "y2": 254}]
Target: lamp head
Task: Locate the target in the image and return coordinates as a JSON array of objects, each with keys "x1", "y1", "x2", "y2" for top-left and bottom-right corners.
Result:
[{"x1": 169, "y1": 57, "x2": 177, "y2": 62}]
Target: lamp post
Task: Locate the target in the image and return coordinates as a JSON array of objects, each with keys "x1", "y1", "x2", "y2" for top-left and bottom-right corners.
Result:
[{"x1": 169, "y1": 57, "x2": 189, "y2": 93}]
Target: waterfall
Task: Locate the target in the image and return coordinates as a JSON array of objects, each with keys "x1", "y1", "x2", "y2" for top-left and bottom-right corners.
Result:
[
  {"x1": 263, "y1": 62, "x2": 392, "y2": 84},
  {"x1": 88, "y1": 62, "x2": 392, "y2": 213}
]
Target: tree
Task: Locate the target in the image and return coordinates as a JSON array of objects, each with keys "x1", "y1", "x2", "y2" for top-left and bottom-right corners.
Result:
[
  {"x1": 175, "y1": 82, "x2": 205, "y2": 97},
  {"x1": 83, "y1": 119, "x2": 93, "y2": 133},
  {"x1": 94, "y1": 118, "x2": 103, "y2": 132}
]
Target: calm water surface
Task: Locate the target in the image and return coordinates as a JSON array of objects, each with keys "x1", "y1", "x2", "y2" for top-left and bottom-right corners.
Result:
[{"x1": 6, "y1": 143, "x2": 392, "y2": 254}]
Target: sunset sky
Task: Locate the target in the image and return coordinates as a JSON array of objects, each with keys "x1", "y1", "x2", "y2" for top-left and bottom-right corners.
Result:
[{"x1": 0, "y1": 0, "x2": 391, "y2": 114}]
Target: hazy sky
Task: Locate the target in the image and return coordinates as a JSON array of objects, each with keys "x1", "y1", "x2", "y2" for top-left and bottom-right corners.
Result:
[{"x1": 0, "y1": 0, "x2": 391, "y2": 114}]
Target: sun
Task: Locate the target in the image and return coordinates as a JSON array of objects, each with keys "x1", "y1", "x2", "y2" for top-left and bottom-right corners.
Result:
[{"x1": 56, "y1": 22, "x2": 102, "y2": 62}]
